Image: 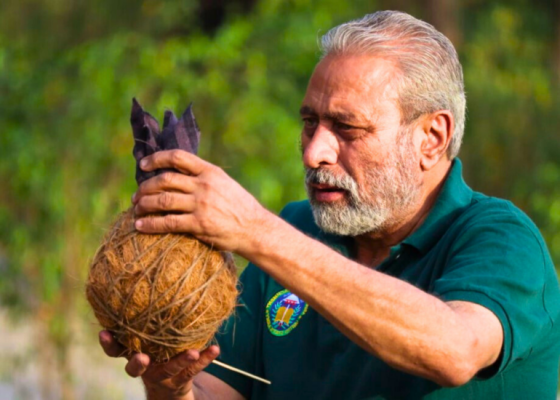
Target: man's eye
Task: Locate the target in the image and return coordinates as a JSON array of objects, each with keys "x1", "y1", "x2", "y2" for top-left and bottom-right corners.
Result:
[
  {"x1": 335, "y1": 122, "x2": 354, "y2": 131},
  {"x1": 302, "y1": 118, "x2": 318, "y2": 129}
]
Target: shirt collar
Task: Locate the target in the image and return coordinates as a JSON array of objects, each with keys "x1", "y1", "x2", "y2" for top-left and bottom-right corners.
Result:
[{"x1": 402, "y1": 158, "x2": 473, "y2": 254}]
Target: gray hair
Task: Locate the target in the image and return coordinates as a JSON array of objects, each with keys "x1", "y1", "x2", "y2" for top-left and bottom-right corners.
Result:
[{"x1": 320, "y1": 11, "x2": 466, "y2": 159}]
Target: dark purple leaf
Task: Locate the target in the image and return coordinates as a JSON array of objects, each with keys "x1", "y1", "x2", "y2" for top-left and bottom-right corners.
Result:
[{"x1": 130, "y1": 98, "x2": 201, "y2": 186}]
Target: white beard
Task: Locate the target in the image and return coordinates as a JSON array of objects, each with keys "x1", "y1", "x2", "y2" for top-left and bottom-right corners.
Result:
[{"x1": 305, "y1": 131, "x2": 421, "y2": 237}]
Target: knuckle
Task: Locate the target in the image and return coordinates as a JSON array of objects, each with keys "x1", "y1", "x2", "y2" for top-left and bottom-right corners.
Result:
[
  {"x1": 148, "y1": 153, "x2": 159, "y2": 167},
  {"x1": 197, "y1": 195, "x2": 208, "y2": 207},
  {"x1": 158, "y1": 192, "x2": 174, "y2": 209},
  {"x1": 208, "y1": 164, "x2": 222, "y2": 176},
  {"x1": 198, "y1": 179, "x2": 211, "y2": 191},
  {"x1": 198, "y1": 217, "x2": 212, "y2": 233},
  {"x1": 164, "y1": 215, "x2": 180, "y2": 231},
  {"x1": 170, "y1": 150, "x2": 184, "y2": 165},
  {"x1": 160, "y1": 172, "x2": 175, "y2": 186}
]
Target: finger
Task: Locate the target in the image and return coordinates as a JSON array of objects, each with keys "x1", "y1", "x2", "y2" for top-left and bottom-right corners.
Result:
[
  {"x1": 148, "y1": 350, "x2": 200, "y2": 381},
  {"x1": 173, "y1": 346, "x2": 220, "y2": 383},
  {"x1": 135, "y1": 214, "x2": 199, "y2": 234},
  {"x1": 135, "y1": 193, "x2": 195, "y2": 216},
  {"x1": 198, "y1": 345, "x2": 220, "y2": 369},
  {"x1": 141, "y1": 150, "x2": 207, "y2": 176},
  {"x1": 156, "y1": 346, "x2": 220, "y2": 383},
  {"x1": 136, "y1": 172, "x2": 197, "y2": 199},
  {"x1": 125, "y1": 353, "x2": 151, "y2": 378},
  {"x1": 99, "y1": 330, "x2": 127, "y2": 358}
]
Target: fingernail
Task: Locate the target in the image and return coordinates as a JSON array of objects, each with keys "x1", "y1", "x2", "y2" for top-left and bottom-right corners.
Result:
[
  {"x1": 131, "y1": 193, "x2": 137, "y2": 204},
  {"x1": 135, "y1": 220, "x2": 143, "y2": 230},
  {"x1": 186, "y1": 351, "x2": 198, "y2": 361},
  {"x1": 140, "y1": 159, "x2": 148, "y2": 169}
]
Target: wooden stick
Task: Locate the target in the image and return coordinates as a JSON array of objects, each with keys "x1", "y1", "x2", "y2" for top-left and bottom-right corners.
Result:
[{"x1": 211, "y1": 360, "x2": 271, "y2": 385}]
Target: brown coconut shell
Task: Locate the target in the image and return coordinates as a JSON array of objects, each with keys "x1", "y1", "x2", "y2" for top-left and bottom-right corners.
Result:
[{"x1": 86, "y1": 207, "x2": 238, "y2": 362}]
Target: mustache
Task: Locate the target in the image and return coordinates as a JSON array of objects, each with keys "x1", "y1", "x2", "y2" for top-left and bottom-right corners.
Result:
[{"x1": 305, "y1": 168, "x2": 358, "y2": 193}]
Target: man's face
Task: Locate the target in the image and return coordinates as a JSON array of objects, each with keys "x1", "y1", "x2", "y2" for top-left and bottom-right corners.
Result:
[{"x1": 300, "y1": 54, "x2": 422, "y2": 236}]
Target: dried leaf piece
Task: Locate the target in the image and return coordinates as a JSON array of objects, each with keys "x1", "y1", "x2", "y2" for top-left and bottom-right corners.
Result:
[{"x1": 130, "y1": 99, "x2": 201, "y2": 185}]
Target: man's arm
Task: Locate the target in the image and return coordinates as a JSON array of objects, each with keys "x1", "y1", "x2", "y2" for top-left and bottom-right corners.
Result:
[
  {"x1": 132, "y1": 150, "x2": 503, "y2": 387},
  {"x1": 233, "y1": 214, "x2": 503, "y2": 387},
  {"x1": 99, "y1": 331, "x2": 245, "y2": 400}
]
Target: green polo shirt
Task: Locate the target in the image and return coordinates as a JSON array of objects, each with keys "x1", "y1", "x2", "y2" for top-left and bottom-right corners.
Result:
[{"x1": 205, "y1": 159, "x2": 560, "y2": 399}]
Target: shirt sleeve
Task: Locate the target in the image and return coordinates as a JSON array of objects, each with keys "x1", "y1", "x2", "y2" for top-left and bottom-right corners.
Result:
[
  {"x1": 204, "y1": 263, "x2": 264, "y2": 398},
  {"x1": 433, "y1": 200, "x2": 558, "y2": 376}
]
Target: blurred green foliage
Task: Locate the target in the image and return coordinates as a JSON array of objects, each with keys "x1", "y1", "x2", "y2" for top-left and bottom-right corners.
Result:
[
  {"x1": 0, "y1": 0, "x2": 558, "y2": 396},
  {"x1": 461, "y1": 3, "x2": 560, "y2": 268}
]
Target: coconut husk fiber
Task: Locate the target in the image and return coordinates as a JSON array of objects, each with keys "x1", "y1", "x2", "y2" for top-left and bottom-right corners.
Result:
[{"x1": 86, "y1": 99, "x2": 238, "y2": 362}]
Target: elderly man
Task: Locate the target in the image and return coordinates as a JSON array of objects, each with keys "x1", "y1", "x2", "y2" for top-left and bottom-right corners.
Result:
[{"x1": 100, "y1": 10, "x2": 560, "y2": 400}]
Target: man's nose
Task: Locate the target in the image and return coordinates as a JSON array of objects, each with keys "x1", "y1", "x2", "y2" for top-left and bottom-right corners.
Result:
[{"x1": 302, "y1": 125, "x2": 339, "y2": 169}]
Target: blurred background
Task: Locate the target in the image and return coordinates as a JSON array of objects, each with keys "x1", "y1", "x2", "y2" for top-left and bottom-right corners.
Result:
[{"x1": 0, "y1": 0, "x2": 558, "y2": 398}]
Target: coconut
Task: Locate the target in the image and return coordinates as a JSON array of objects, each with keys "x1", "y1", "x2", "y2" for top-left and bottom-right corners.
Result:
[
  {"x1": 86, "y1": 208, "x2": 237, "y2": 361},
  {"x1": 85, "y1": 99, "x2": 238, "y2": 362}
]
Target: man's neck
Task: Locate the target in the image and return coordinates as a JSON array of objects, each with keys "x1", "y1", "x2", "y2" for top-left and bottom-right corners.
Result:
[{"x1": 353, "y1": 160, "x2": 452, "y2": 268}]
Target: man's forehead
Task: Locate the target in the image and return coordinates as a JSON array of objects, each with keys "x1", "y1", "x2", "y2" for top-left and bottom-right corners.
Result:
[
  {"x1": 311, "y1": 54, "x2": 398, "y2": 90},
  {"x1": 301, "y1": 55, "x2": 400, "y2": 121}
]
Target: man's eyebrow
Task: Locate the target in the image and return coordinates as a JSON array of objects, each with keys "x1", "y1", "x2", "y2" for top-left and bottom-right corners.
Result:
[
  {"x1": 299, "y1": 106, "x2": 365, "y2": 123},
  {"x1": 299, "y1": 106, "x2": 317, "y2": 116},
  {"x1": 327, "y1": 111, "x2": 364, "y2": 123}
]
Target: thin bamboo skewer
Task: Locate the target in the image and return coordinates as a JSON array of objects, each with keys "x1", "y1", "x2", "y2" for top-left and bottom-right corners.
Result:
[{"x1": 212, "y1": 360, "x2": 271, "y2": 385}]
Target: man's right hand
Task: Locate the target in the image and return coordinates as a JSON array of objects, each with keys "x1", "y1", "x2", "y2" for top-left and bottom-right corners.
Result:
[{"x1": 99, "y1": 330, "x2": 243, "y2": 400}]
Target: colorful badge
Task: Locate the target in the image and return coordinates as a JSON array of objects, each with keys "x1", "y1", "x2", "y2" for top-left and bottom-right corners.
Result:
[{"x1": 266, "y1": 289, "x2": 308, "y2": 336}]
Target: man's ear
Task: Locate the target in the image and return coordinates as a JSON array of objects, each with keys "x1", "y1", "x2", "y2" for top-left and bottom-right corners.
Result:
[{"x1": 418, "y1": 110, "x2": 454, "y2": 171}]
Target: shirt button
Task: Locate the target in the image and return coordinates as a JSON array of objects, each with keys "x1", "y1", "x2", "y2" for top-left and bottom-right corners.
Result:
[{"x1": 395, "y1": 254, "x2": 401, "y2": 260}]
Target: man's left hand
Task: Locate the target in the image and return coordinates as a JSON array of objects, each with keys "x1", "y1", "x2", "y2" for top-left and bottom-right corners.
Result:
[{"x1": 133, "y1": 150, "x2": 268, "y2": 254}]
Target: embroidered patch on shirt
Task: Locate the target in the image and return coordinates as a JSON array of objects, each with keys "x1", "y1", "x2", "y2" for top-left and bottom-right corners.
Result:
[{"x1": 266, "y1": 289, "x2": 308, "y2": 336}]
